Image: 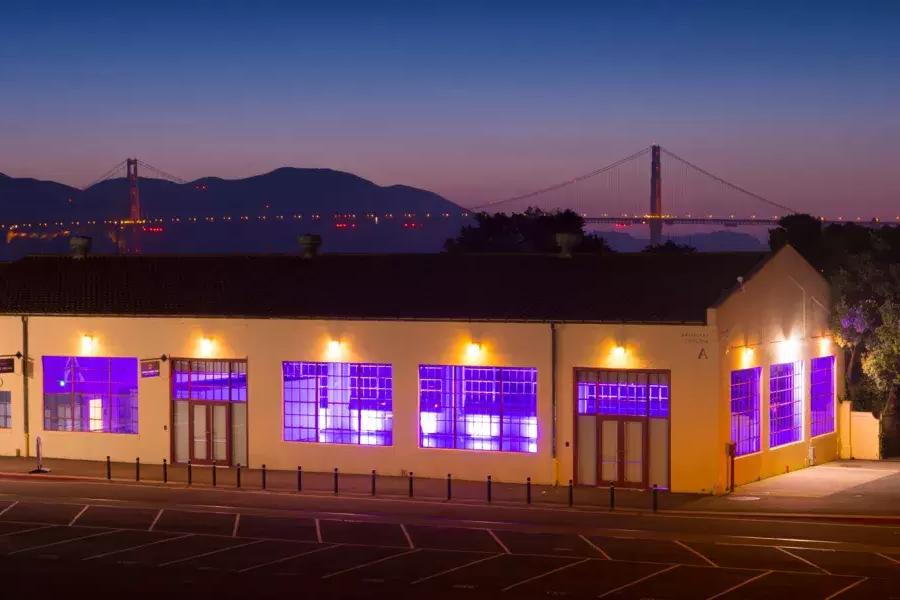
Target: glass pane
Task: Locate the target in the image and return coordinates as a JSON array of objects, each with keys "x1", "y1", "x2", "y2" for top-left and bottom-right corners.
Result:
[
  {"x1": 192, "y1": 405, "x2": 208, "y2": 460},
  {"x1": 174, "y1": 401, "x2": 189, "y2": 463},
  {"x1": 624, "y1": 421, "x2": 643, "y2": 483},
  {"x1": 232, "y1": 403, "x2": 247, "y2": 467},
  {"x1": 600, "y1": 420, "x2": 618, "y2": 482},
  {"x1": 213, "y1": 405, "x2": 227, "y2": 461},
  {"x1": 576, "y1": 415, "x2": 597, "y2": 486}
]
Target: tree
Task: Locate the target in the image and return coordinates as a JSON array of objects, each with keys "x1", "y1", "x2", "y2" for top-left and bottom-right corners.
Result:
[
  {"x1": 861, "y1": 301, "x2": 900, "y2": 456},
  {"x1": 768, "y1": 213, "x2": 825, "y2": 268},
  {"x1": 642, "y1": 240, "x2": 696, "y2": 254},
  {"x1": 444, "y1": 208, "x2": 612, "y2": 254}
]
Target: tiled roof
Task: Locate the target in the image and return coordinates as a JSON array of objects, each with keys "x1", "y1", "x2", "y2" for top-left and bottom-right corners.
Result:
[{"x1": 0, "y1": 252, "x2": 768, "y2": 323}]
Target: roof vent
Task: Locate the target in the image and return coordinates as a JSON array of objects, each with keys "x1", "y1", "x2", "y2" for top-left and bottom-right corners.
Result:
[
  {"x1": 555, "y1": 232, "x2": 582, "y2": 258},
  {"x1": 70, "y1": 236, "x2": 92, "y2": 259},
  {"x1": 297, "y1": 233, "x2": 322, "y2": 259}
]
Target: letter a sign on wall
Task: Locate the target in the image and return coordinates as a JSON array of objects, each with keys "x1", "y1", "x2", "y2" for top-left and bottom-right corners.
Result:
[{"x1": 697, "y1": 348, "x2": 708, "y2": 360}]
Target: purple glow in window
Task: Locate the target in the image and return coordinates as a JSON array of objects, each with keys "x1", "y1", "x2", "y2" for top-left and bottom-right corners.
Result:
[
  {"x1": 576, "y1": 370, "x2": 669, "y2": 417},
  {"x1": 811, "y1": 356, "x2": 835, "y2": 436},
  {"x1": 419, "y1": 365, "x2": 537, "y2": 453},
  {"x1": 173, "y1": 359, "x2": 247, "y2": 402},
  {"x1": 730, "y1": 368, "x2": 760, "y2": 456},
  {"x1": 770, "y1": 361, "x2": 803, "y2": 448},
  {"x1": 283, "y1": 361, "x2": 392, "y2": 446},
  {"x1": 42, "y1": 356, "x2": 138, "y2": 433},
  {"x1": 0, "y1": 391, "x2": 10, "y2": 428}
]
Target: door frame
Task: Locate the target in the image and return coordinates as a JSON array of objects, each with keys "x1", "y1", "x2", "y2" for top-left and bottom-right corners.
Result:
[
  {"x1": 187, "y1": 401, "x2": 232, "y2": 465},
  {"x1": 597, "y1": 416, "x2": 648, "y2": 488},
  {"x1": 572, "y1": 367, "x2": 672, "y2": 490}
]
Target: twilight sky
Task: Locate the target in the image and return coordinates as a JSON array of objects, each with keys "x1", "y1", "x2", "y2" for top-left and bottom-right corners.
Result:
[{"x1": 1, "y1": 1, "x2": 898, "y2": 217}]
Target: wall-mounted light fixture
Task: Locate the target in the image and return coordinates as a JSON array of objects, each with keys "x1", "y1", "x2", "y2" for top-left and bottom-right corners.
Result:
[
  {"x1": 80, "y1": 335, "x2": 96, "y2": 355},
  {"x1": 198, "y1": 337, "x2": 216, "y2": 358},
  {"x1": 325, "y1": 339, "x2": 345, "y2": 361},
  {"x1": 464, "y1": 341, "x2": 483, "y2": 363}
]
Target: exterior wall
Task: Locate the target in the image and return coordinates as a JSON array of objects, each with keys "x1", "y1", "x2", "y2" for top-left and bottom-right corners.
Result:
[
  {"x1": 0, "y1": 317, "x2": 25, "y2": 457},
  {"x1": 714, "y1": 246, "x2": 842, "y2": 489},
  {"x1": 556, "y1": 323, "x2": 720, "y2": 494}
]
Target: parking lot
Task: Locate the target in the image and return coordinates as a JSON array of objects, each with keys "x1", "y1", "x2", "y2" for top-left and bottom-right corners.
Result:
[{"x1": 0, "y1": 498, "x2": 896, "y2": 599}]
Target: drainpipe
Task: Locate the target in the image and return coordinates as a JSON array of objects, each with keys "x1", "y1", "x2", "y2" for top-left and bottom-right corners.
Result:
[
  {"x1": 550, "y1": 322, "x2": 558, "y2": 485},
  {"x1": 21, "y1": 316, "x2": 29, "y2": 458}
]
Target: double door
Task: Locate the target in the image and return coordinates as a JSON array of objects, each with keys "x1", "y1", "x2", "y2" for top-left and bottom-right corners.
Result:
[
  {"x1": 189, "y1": 402, "x2": 230, "y2": 465},
  {"x1": 576, "y1": 415, "x2": 647, "y2": 488}
]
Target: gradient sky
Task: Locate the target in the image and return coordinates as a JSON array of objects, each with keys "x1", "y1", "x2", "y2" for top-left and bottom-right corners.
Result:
[{"x1": 1, "y1": 1, "x2": 898, "y2": 217}]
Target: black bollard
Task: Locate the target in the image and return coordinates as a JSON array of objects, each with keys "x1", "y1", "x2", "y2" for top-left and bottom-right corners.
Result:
[
  {"x1": 447, "y1": 473, "x2": 452, "y2": 501},
  {"x1": 568, "y1": 479, "x2": 574, "y2": 507},
  {"x1": 236, "y1": 464, "x2": 242, "y2": 488},
  {"x1": 262, "y1": 464, "x2": 267, "y2": 490},
  {"x1": 526, "y1": 477, "x2": 532, "y2": 504},
  {"x1": 652, "y1": 484, "x2": 658, "y2": 513},
  {"x1": 188, "y1": 460, "x2": 192, "y2": 486},
  {"x1": 371, "y1": 470, "x2": 376, "y2": 496},
  {"x1": 297, "y1": 466, "x2": 302, "y2": 492},
  {"x1": 212, "y1": 460, "x2": 217, "y2": 487},
  {"x1": 408, "y1": 472, "x2": 414, "y2": 498},
  {"x1": 135, "y1": 457, "x2": 140, "y2": 482},
  {"x1": 609, "y1": 483, "x2": 615, "y2": 511},
  {"x1": 163, "y1": 458, "x2": 168, "y2": 484},
  {"x1": 333, "y1": 468, "x2": 339, "y2": 495},
  {"x1": 487, "y1": 475, "x2": 492, "y2": 503},
  {"x1": 106, "y1": 456, "x2": 111, "y2": 480}
]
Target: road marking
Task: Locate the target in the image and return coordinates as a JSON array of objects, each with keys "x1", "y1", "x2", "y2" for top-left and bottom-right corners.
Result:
[
  {"x1": 321, "y1": 548, "x2": 421, "y2": 579},
  {"x1": 315, "y1": 518, "x2": 323, "y2": 543},
  {"x1": 83, "y1": 533, "x2": 193, "y2": 561},
  {"x1": 68, "y1": 505, "x2": 90, "y2": 526},
  {"x1": 400, "y1": 523, "x2": 414, "y2": 549},
  {"x1": 237, "y1": 543, "x2": 340, "y2": 573},
  {"x1": 501, "y1": 558, "x2": 590, "y2": 592},
  {"x1": 705, "y1": 570, "x2": 772, "y2": 600},
  {"x1": 0, "y1": 500, "x2": 19, "y2": 518},
  {"x1": 674, "y1": 540, "x2": 717, "y2": 567},
  {"x1": 158, "y1": 539, "x2": 263, "y2": 567},
  {"x1": 9, "y1": 529, "x2": 119, "y2": 555},
  {"x1": 777, "y1": 546, "x2": 830, "y2": 574},
  {"x1": 824, "y1": 577, "x2": 868, "y2": 600},
  {"x1": 148, "y1": 509, "x2": 163, "y2": 532},
  {"x1": 578, "y1": 534, "x2": 611, "y2": 560},
  {"x1": 487, "y1": 529, "x2": 511, "y2": 554},
  {"x1": 410, "y1": 553, "x2": 504, "y2": 585},
  {"x1": 596, "y1": 564, "x2": 679, "y2": 598},
  {"x1": 232, "y1": 514, "x2": 240, "y2": 538},
  {"x1": 875, "y1": 552, "x2": 899, "y2": 565}
]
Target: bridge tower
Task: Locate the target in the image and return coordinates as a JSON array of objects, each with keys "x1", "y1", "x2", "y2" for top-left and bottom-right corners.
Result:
[
  {"x1": 649, "y1": 144, "x2": 662, "y2": 246},
  {"x1": 125, "y1": 158, "x2": 141, "y2": 254}
]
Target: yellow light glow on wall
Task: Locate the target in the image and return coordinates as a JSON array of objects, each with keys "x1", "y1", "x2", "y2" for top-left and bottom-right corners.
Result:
[
  {"x1": 606, "y1": 343, "x2": 633, "y2": 368},
  {"x1": 740, "y1": 346, "x2": 755, "y2": 369},
  {"x1": 325, "y1": 339, "x2": 345, "y2": 361},
  {"x1": 818, "y1": 336, "x2": 832, "y2": 356},
  {"x1": 464, "y1": 342, "x2": 484, "y2": 364},
  {"x1": 80, "y1": 335, "x2": 96, "y2": 355},
  {"x1": 197, "y1": 336, "x2": 216, "y2": 358},
  {"x1": 776, "y1": 336, "x2": 801, "y2": 363}
]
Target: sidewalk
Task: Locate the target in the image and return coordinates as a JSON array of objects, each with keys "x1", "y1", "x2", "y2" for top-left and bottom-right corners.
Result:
[{"x1": 0, "y1": 455, "x2": 898, "y2": 520}]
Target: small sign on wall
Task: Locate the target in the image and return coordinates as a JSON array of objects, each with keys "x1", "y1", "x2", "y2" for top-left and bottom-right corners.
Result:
[
  {"x1": 141, "y1": 360, "x2": 161, "y2": 378},
  {"x1": 0, "y1": 357, "x2": 15, "y2": 374}
]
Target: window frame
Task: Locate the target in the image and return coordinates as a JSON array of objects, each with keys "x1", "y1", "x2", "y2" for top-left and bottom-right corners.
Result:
[
  {"x1": 0, "y1": 390, "x2": 11, "y2": 429},
  {"x1": 730, "y1": 367, "x2": 761, "y2": 457},
  {"x1": 769, "y1": 360, "x2": 804, "y2": 449},
  {"x1": 810, "y1": 356, "x2": 836, "y2": 437}
]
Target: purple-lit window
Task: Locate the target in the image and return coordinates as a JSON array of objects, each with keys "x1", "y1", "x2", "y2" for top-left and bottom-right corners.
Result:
[
  {"x1": 730, "y1": 368, "x2": 760, "y2": 456},
  {"x1": 42, "y1": 356, "x2": 138, "y2": 433},
  {"x1": 419, "y1": 365, "x2": 537, "y2": 453},
  {"x1": 283, "y1": 362, "x2": 392, "y2": 446},
  {"x1": 576, "y1": 370, "x2": 670, "y2": 417},
  {"x1": 770, "y1": 361, "x2": 803, "y2": 448},
  {"x1": 811, "y1": 356, "x2": 835, "y2": 436},
  {"x1": 0, "y1": 391, "x2": 10, "y2": 428},
  {"x1": 172, "y1": 359, "x2": 247, "y2": 402}
]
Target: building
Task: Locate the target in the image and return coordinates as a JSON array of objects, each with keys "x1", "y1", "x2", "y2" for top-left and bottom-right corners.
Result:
[{"x1": 0, "y1": 245, "x2": 840, "y2": 493}]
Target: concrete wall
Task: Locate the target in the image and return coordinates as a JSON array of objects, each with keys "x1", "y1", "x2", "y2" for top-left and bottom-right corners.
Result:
[{"x1": 714, "y1": 245, "x2": 842, "y2": 488}]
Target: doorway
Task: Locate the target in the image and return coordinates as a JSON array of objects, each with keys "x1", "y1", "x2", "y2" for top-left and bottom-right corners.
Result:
[
  {"x1": 598, "y1": 418, "x2": 647, "y2": 487},
  {"x1": 190, "y1": 402, "x2": 231, "y2": 464}
]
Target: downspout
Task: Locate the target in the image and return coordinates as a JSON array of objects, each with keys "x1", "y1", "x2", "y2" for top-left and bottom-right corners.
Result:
[
  {"x1": 550, "y1": 322, "x2": 558, "y2": 485},
  {"x1": 21, "y1": 316, "x2": 29, "y2": 458}
]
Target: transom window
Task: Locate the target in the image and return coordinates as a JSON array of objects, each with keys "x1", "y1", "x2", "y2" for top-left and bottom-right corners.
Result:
[
  {"x1": 576, "y1": 369, "x2": 669, "y2": 417},
  {"x1": 810, "y1": 356, "x2": 836, "y2": 437},
  {"x1": 0, "y1": 391, "x2": 10, "y2": 429},
  {"x1": 730, "y1": 367, "x2": 761, "y2": 456},
  {"x1": 172, "y1": 359, "x2": 247, "y2": 402},
  {"x1": 419, "y1": 365, "x2": 537, "y2": 453},
  {"x1": 43, "y1": 356, "x2": 138, "y2": 433},
  {"x1": 283, "y1": 361, "x2": 393, "y2": 446},
  {"x1": 769, "y1": 361, "x2": 803, "y2": 448}
]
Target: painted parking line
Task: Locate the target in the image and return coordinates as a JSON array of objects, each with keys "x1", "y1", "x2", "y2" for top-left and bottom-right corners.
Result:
[
  {"x1": 410, "y1": 553, "x2": 504, "y2": 585},
  {"x1": 8, "y1": 528, "x2": 118, "y2": 555},
  {"x1": 510, "y1": 558, "x2": 667, "y2": 598},
  {"x1": 404, "y1": 525, "x2": 499, "y2": 553},
  {"x1": 0, "y1": 525, "x2": 96, "y2": 554},
  {"x1": 18, "y1": 530, "x2": 172, "y2": 561},
  {"x1": 685, "y1": 541, "x2": 820, "y2": 573},
  {"x1": 605, "y1": 564, "x2": 762, "y2": 600},
  {"x1": 705, "y1": 570, "x2": 773, "y2": 600},
  {"x1": 501, "y1": 557, "x2": 590, "y2": 592},
  {"x1": 235, "y1": 514, "x2": 317, "y2": 542},
  {"x1": 159, "y1": 539, "x2": 263, "y2": 567},
  {"x1": 0, "y1": 501, "x2": 84, "y2": 524},
  {"x1": 315, "y1": 518, "x2": 322, "y2": 543},
  {"x1": 676, "y1": 539, "x2": 718, "y2": 566},
  {"x1": 777, "y1": 547, "x2": 831, "y2": 574},
  {"x1": 259, "y1": 544, "x2": 402, "y2": 577},
  {"x1": 332, "y1": 548, "x2": 495, "y2": 586},
  {"x1": 492, "y1": 529, "x2": 605, "y2": 558},
  {"x1": 97, "y1": 534, "x2": 244, "y2": 566},
  {"x1": 399, "y1": 523, "x2": 414, "y2": 549},
  {"x1": 67, "y1": 505, "x2": 90, "y2": 526},
  {"x1": 154, "y1": 509, "x2": 237, "y2": 536},
  {"x1": 148, "y1": 509, "x2": 163, "y2": 532},
  {"x1": 714, "y1": 571, "x2": 861, "y2": 600},
  {"x1": 321, "y1": 548, "x2": 421, "y2": 579},
  {"x1": 237, "y1": 543, "x2": 339, "y2": 573},
  {"x1": 579, "y1": 534, "x2": 611, "y2": 559},
  {"x1": 414, "y1": 553, "x2": 575, "y2": 592},
  {"x1": 83, "y1": 532, "x2": 192, "y2": 561},
  {"x1": 596, "y1": 564, "x2": 679, "y2": 598},
  {"x1": 588, "y1": 535, "x2": 710, "y2": 565},
  {"x1": 486, "y1": 529, "x2": 510, "y2": 553},
  {"x1": 874, "y1": 552, "x2": 899, "y2": 565},
  {"x1": 76, "y1": 505, "x2": 159, "y2": 530},
  {"x1": 786, "y1": 548, "x2": 899, "y2": 578},
  {"x1": 824, "y1": 578, "x2": 868, "y2": 600},
  {"x1": 318, "y1": 519, "x2": 407, "y2": 547},
  {"x1": 231, "y1": 514, "x2": 240, "y2": 538},
  {"x1": 0, "y1": 500, "x2": 18, "y2": 518}
]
